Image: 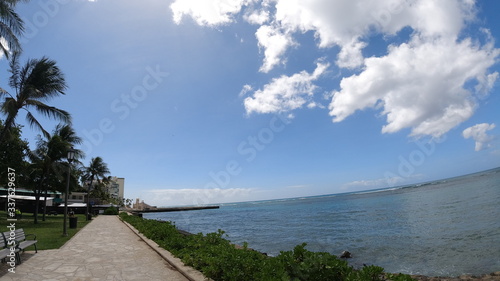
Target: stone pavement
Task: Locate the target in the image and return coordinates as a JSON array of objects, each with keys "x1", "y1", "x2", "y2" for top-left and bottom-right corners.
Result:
[{"x1": 0, "y1": 216, "x2": 189, "y2": 281}]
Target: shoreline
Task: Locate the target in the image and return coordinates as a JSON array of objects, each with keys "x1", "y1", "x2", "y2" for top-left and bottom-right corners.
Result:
[
  {"x1": 411, "y1": 271, "x2": 500, "y2": 281},
  {"x1": 172, "y1": 222, "x2": 500, "y2": 281}
]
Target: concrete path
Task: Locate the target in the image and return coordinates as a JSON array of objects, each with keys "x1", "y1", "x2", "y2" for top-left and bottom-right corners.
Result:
[{"x1": 0, "y1": 216, "x2": 189, "y2": 281}]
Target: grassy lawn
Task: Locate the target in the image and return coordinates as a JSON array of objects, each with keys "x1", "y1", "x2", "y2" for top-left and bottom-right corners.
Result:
[{"x1": 1, "y1": 211, "x2": 92, "y2": 250}]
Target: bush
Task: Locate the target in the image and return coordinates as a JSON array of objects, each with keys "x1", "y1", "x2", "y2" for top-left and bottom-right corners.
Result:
[
  {"x1": 103, "y1": 206, "x2": 119, "y2": 215},
  {"x1": 119, "y1": 213, "x2": 415, "y2": 281}
]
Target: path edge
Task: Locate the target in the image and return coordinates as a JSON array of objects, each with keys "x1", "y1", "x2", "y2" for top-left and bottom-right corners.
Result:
[{"x1": 120, "y1": 217, "x2": 211, "y2": 281}]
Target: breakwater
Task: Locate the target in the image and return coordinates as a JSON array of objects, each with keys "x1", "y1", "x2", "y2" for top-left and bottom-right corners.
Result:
[{"x1": 132, "y1": 205, "x2": 219, "y2": 214}]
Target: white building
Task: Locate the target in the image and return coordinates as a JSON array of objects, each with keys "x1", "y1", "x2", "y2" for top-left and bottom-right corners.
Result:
[
  {"x1": 69, "y1": 192, "x2": 86, "y2": 204},
  {"x1": 106, "y1": 177, "x2": 125, "y2": 201}
]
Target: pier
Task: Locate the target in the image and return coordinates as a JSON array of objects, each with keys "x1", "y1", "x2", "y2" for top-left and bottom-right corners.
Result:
[{"x1": 130, "y1": 205, "x2": 220, "y2": 214}]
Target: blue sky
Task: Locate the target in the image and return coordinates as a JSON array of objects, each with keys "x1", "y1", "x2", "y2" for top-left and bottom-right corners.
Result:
[{"x1": 3, "y1": 0, "x2": 500, "y2": 206}]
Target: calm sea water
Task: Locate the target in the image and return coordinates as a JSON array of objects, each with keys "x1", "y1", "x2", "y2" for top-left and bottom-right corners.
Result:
[{"x1": 144, "y1": 168, "x2": 500, "y2": 277}]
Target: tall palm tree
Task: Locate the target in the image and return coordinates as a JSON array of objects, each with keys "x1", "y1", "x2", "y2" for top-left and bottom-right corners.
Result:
[
  {"x1": 0, "y1": 52, "x2": 70, "y2": 143},
  {"x1": 0, "y1": 0, "x2": 27, "y2": 58},
  {"x1": 82, "y1": 157, "x2": 110, "y2": 219},
  {"x1": 27, "y1": 124, "x2": 82, "y2": 223},
  {"x1": 83, "y1": 157, "x2": 110, "y2": 187}
]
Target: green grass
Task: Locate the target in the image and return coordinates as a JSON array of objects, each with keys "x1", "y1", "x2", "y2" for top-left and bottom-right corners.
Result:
[{"x1": 1, "y1": 211, "x2": 92, "y2": 250}]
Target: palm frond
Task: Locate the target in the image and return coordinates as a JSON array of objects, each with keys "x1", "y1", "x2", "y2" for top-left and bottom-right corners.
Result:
[
  {"x1": 0, "y1": 96, "x2": 18, "y2": 116},
  {"x1": 2, "y1": 53, "x2": 70, "y2": 143},
  {"x1": 25, "y1": 111, "x2": 50, "y2": 139},
  {"x1": 21, "y1": 57, "x2": 67, "y2": 99},
  {"x1": 8, "y1": 51, "x2": 20, "y2": 90},
  {"x1": 24, "y1": 100, "x2": 72, "y2": 124},
  {"x1": 55, "y1": 123, "x2": 83, "y2": 144},
  {"x1": 0, "y1": 2, "x2": 24, "y2": 57}
]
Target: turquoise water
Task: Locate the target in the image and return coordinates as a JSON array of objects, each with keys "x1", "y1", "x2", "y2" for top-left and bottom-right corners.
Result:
[{"x1": 144, "y1": 168, "x2": 500, "y2": 277}]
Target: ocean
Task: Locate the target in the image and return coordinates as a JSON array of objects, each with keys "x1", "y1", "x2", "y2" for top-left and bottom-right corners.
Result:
[{"x1": 144, "y1": 168, "x2": 500, "y2": 277}]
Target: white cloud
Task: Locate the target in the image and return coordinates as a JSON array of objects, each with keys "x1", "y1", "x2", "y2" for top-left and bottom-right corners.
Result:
[
  {"x1": 329, "y1": 36, "x2": 499, "y2": 137},
  {"x1": 170, "y1": 0, "x2": 248, "y2": 26},
  {"x1": 462, "y1": 123, "x2": 496, "y2": 151},
  {"x1": 342, "y1": 173, "x2": 426, "y2": 190},
  {"x1": 170, "y1": 0, "x2": 485, "y2": 71},
  {"x1": 244, "y1": 8, "x2": 269, "y2": 25},
  {"x1": 255, "y1": 25, "x2": 295, "y2": 72},
  {"x1": 239, "y1": 84, "x2": 253, "y2": 97},
  {"x1": 271, "y1": 0, "x2": 475, "y2": 69},
  {"x1": 143, "y1": 188, "x2": 256, "y2": 206},
  {"x1": 0, "y1": 37, "x2": 8, "y2": 59},
  {"x1": 244, "y1": 62, "x2": 328, "y2": 114},
  {"x1": 336, "y1": 39, "x2": 367, "y2": 69},
  {"x1": 170, "y1": 0, "x2": 499, "y2": 138},
  {"x1": 342, "y1": 178, "x2": 391, "y2": 189}
]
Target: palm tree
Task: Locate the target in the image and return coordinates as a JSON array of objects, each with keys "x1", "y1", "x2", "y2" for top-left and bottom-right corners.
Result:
[
  {"x1": 0, "y1": 0, "x2": 27, "y2": 58},
  {"x1": 82, "y1": 157, "x2": 110, "y2": 219},
  {"x1": 83, "y1": 157, "x2": 110, "y2": 187},
  {"x1": 27, "y1": 124, "x2": 82, "y2": 223},
  {"x1": 0, "y1": 52, "x2": 70, "y2": 143}
]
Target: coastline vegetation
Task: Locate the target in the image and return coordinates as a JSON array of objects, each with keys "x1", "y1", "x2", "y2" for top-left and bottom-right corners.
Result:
[{"x1": 119, "y1": 212, "x2": 415, "y2": 281}]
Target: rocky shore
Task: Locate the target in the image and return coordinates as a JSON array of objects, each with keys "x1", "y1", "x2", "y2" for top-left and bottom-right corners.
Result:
[{"x1": 411, "y1": 271, "x2": 500, "y2": 281}]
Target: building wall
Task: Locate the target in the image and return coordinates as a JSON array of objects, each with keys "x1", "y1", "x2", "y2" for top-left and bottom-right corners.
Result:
[
  {"x1": 132, "y1": 198, "x2": 156, "y2": 210},
  {"x1": 68, "y1": 192, "x2": 86, "y2": 203},
  {"x1": 104, "y1": 177, "x2": 125, "y2": 201},
  {"x1": 116, "y1": 178, "x2": 125, "y2": 199}
]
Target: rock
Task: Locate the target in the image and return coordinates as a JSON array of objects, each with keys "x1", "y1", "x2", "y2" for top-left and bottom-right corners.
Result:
[{"x1": 340, "y1": 250, "x2": 352, "y2": 258}]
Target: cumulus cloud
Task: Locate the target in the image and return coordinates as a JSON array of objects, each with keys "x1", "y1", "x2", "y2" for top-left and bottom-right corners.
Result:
[
  {"x1": 244, "y1": 8, "x2": 269, "y2": 25},
  {"x1": 329, "y1": 36, "x2": 499, "y2": 137},
  {"x1": 269, "y1": 0, "x2": 475, "y2": 68},
  {"x1": 244, "y1": 62, "x2": 329, "y2": 114},
  {"x1": 462, "y1": 123, "x2": 496, "y2": 151},
  {"x1": 255, "y1": 25, "x2": 295, "y2": 72},
  {"x1": 170, "y1": 0, "x2": 248, "y2": 26},
  {"x1": 171, "y1": 0, "x2": 500, "y2": 138}
]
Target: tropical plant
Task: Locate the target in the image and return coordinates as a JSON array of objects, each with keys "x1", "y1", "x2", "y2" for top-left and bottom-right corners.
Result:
[
  {"x1": 0, "y1": 52, "x2": 70, "y2": 143},
  {"x1": 26, "y1": 124, "x2": 82, "y2": 223},
  {"x1": 0, "y1": 119, "x2": 28, "y2": 183},
  {"x1": 103, "y1": 206, "x2": 118, "y2": 215},
  {"x1": 81, "y1": 156, "x2": 110, "y2": 208},
  {"x1": 82, "y1": 157, "x2": 110, "y2": 186},
  {"x1": 0, "y1": 0, "x2": 27, "y2": 58}
]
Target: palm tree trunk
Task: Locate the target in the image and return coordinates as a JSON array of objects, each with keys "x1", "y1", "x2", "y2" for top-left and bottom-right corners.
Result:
[
  {"x1": 42, "y1": 189, "x2": 48, "y2": 221},
  {"x1": 34, "y1": 188, "x2": 41, "y2": 224},
  {"x1": 33, "y1": 170, "x2": 48, "y2": 224}
]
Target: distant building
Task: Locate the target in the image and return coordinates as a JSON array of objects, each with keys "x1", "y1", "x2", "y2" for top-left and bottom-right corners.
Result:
[
  {"x1": 105, "y1": 177, "x2": 125, "y2": 201},
  {"x1": 133, "y1": 198, "x2": 156, "y2": 210},
  {"x1": 83, "y1": 176, "x2": 125, "y2": 203}
]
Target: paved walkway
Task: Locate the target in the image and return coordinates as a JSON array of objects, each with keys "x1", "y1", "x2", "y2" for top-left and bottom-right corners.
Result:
[{"x1": 0, "y1": 216, "x2": 189, "y2": 281}]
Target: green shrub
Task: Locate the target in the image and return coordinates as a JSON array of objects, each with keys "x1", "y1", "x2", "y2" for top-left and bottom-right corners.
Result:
[
  {"x1": 103, "y1": 206, "x2": 119, "y2": 215},
  {"x1": 119, "y1": 212, "x2": 416, "y2": 281}
]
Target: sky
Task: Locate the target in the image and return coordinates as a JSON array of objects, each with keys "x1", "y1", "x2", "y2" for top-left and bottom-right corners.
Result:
[{"x1": 2, "y1": 0, "x2": 499, "y2": 206}]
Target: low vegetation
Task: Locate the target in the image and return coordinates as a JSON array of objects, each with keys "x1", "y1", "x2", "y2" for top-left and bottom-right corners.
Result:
[
  {"x1": 103, "y1": 206, "x2": 119, "y2": 215},
  {"x1": 119, "y1": 212, "x2": 415, "y2": 281}
]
